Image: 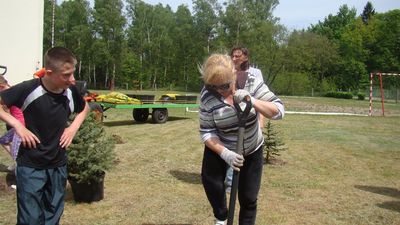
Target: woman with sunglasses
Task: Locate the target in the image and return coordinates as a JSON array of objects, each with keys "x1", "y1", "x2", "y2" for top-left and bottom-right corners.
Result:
[{"x1": 199, "y1": 54, "x2": 285, "y2": 225}]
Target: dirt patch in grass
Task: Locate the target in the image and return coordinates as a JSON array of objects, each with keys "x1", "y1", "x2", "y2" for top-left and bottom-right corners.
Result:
[
  {"x1": 112, "y1": 134, "x2": 125, "y2": 144},
  {"x1": 266, "y1": 157, "x2": 287, "y2": 166}
]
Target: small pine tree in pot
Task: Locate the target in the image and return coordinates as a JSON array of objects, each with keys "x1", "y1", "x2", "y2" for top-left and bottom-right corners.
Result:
[{"x1": 67, "y1": 113, "x2": 116, "y2": 203}]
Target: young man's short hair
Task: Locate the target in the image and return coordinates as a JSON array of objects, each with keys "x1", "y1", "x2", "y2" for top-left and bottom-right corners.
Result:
[{"x1": 44, "y1": 47, "x2": 77, "y2": 71}]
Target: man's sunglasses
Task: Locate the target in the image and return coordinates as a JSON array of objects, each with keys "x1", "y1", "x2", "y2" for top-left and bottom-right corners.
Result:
[{"x1": 206, "y1": 82, "x2": 231, "y2": 91}]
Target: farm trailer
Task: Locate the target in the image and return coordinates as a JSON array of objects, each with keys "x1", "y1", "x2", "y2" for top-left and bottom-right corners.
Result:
[{"x1": 90, "y1": 95, "x2": 199, "y2": 124}]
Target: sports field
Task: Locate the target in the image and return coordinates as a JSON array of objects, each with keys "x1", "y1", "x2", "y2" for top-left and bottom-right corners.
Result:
[{"x1": 0, "y1": 95, "x2": 399, "y2": 224}]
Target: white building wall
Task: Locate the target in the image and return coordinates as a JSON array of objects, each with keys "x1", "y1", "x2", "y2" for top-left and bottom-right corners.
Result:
[{"x1": 0, "y1": 0, "x2": 44, "y2": 85}]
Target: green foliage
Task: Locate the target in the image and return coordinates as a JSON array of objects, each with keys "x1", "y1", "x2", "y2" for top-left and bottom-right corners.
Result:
[
  {"x1": 310, "y1": 4, "x2": 357, "y2": 40},
  {"x1": 334, "y1": 58, "x2": 367, "y2": 90},
  {"x1": 273, "y1": 72, "x2": 311, "y2": 96},
  {"x1": 262, "y1": 120, "x2": 287, "y2": 164},
  {"x1": 361, "y1": 2, "x2": 375, "y2": 24},
  {"x1": 45, "y1": 1, "x2": 400, "y2": 94},
  {"x1": 368, "y1": 10, "x2": 400, "y2": 73},
  {"x1": 357, "y1": 92, "x2": 366, "y2": 100},
  {"x1": 324, "y1": 91, "x2": 353, "y2": 99},
  {"x1": 319, "y1": 79, "x2": 338, "y2": 94},
  {"x1": 285, "y1": 31, "x2": 340, "y2": 89},
  {"x1": 68, "y1": 113, "x2": 116, "y2": 184}
]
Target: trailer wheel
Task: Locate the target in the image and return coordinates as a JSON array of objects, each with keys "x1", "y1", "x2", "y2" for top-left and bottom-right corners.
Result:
[
  {"x1": 88, "y1": 102, "x2": 103, "y2": 122},
  {"x1": 152, "y1": 108, "x2": 168, "y2": 124},
  {"x1": 133, "y1": 108, "x2": 149, "y2": 122}
]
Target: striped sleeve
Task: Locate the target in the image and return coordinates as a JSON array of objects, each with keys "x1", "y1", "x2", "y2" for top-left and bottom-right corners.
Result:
[
  {"x1": 252, "y1": 77, "x2": 285, "y2": 120},
  {"x1": 199, "y1": 89, "x2": 219, "y2": 142}
]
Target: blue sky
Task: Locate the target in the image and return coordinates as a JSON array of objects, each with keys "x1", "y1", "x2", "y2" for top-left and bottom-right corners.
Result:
[
  {"x1": 141, "y1": 0, "x2": 399, "y2": 30},
  {"x1": 82, "y1": 0, "x2": 399, "y2": 30},
  {"x1": 274, "y1": 0, "x2": 400, "y2": 30}
]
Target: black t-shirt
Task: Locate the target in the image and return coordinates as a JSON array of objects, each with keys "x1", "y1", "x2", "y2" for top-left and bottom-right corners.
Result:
[{"x1": 0, "y1": 78, "x2": 85, "y2": 169}]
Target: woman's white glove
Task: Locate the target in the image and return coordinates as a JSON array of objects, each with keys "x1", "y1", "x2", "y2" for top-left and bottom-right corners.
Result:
[
  {"x1": 234, "y1": 89, "x2": 253, "y2": 104},
  {"x1": 220, "y1": 148, "x2": 244, "y2": 171}
]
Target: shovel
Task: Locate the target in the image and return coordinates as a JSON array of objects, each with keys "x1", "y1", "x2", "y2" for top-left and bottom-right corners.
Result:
[{"x1": 227, "y1": 96, "x2": 252, "y2": 225}]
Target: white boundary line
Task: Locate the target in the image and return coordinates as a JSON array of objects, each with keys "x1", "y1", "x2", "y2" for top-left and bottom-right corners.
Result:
[
  {"x1": 186, "y1": 107, "x2": 199, "y2": 113},
  {"x1": 185, "y1": 108, "x2": 368, "y2": 116},
  {"x1": 286, "y1": 111, "x2": 368, "y2": 116}
]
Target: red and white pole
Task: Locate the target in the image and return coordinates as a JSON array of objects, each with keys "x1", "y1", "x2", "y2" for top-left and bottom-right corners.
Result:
[
  {"x1": 369, "y1": 72, "x2": 399, "y2": 116},
  {"x1": 379, "y1": 73, "x2": 385, "y2": 116},
  {"x1": 369, "y1": 73, "x2": 373, "y2": 116}
]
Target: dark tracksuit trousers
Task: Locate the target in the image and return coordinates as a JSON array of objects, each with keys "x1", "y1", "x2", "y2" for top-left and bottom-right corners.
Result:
[
  {"x1": 201, "y1": 145, "x2": 263, "y2": 225},
  {"x1": 16, "y1": 165, "x2": 67, "y2": 225}
]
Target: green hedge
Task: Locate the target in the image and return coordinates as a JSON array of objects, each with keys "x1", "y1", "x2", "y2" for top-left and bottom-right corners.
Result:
[
  {"x1": 357, "y1": 93, "x2": 365, "y2": 100},
  {"x1": 324, "y1": 91, "x2": 353, "y2": 99}
]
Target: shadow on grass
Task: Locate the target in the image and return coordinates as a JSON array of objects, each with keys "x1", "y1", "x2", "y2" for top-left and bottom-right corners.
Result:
[
  {"x1": 167, "y1": 116, "x2": 191, "y2": 122},
  {"x1": 169, "y1": 170, "x2": 202, "y2": 185},
  {"x1": 103, "y1": 117, "x2": 190, "y2": 127},
  {"x1": 103, "y1": 120, "x2": 136, "y2": 127},
  {"x1": 354, "y1": 185, "x2": 400, "y2": 199},
  {"x1": 5, "y1": 172, "x2": 16, "y2": 186},
  {"x1": 355, "y1": 185, "x2": 400, "y2": 213},
  {"x1": 377, "y1": 201, "x2": 400, "y2": 213},
  {"x1": 0, "y1": 164, "x2": 16, "y2": 187}
]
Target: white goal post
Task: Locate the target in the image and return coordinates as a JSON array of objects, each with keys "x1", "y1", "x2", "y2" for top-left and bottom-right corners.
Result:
[{"x1": 369, "y1": 72, "x2": 400, "y2": 116}]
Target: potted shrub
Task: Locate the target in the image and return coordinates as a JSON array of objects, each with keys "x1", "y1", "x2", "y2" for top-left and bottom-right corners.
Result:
[{"x1": 67, "y1": 112, "x2": 116, "y2": 203}]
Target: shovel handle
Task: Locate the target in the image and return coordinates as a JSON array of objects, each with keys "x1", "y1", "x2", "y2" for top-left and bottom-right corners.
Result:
[
  {"x1": 234, "y1": 95, "x2": 252, "y2": 128},
  {"x1": 227, "y1": 169, "x2": 240, "y2": 225},
  {"x1": 228, "y1": 95, "x2": 252, "y2": 225}
]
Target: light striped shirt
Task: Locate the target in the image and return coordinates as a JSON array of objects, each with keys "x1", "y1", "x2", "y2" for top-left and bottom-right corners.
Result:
[{"x1": 199, "y1": 72, "x2": 284, "y2": 156}]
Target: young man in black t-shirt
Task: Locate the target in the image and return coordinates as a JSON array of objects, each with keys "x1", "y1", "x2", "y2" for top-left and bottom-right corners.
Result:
[{"x1": 0, "y1": 47, "x2": 89, "y2": 224}]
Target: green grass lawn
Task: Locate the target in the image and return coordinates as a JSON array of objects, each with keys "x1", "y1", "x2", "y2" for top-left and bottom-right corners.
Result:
[{"x1": 0, "y1": 94, "x2": 399, "y2": 224}]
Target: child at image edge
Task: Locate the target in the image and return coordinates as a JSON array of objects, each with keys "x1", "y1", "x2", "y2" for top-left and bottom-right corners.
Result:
[
  {"x1": 0, "y1": 46, "x2": 89, "y2": 225},
  {"x1": 0, "y1": 75, "x2": 24, "y2": 174}
]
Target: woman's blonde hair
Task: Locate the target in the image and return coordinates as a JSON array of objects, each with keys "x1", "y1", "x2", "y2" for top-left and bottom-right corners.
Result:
[{"x1": 201, "y1": 54, "x2": 235, "y2": 85}]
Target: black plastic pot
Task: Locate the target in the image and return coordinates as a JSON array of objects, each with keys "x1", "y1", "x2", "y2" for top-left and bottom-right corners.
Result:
[{"x1": 68, "y1": 172, "x2": 105, "y2": 203}]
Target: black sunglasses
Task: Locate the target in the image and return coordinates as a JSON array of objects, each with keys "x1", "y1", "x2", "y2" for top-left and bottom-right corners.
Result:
[{"x1": 206, "y1": 82, "x2": 231, "y2": 91}]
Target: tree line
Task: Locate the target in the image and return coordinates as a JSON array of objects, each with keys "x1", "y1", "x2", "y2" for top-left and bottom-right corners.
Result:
[{"x1": 44, "y1": 0, "x2": 400, "y2": 95}]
